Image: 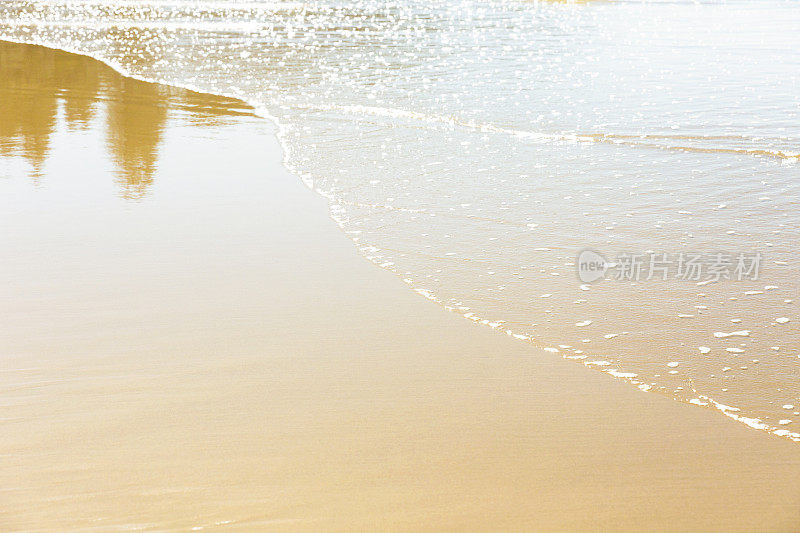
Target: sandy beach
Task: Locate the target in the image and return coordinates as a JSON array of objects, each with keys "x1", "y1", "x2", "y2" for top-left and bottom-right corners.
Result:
[{"x1": 1, "y1": 42, "x2": 799, "y2": 531}]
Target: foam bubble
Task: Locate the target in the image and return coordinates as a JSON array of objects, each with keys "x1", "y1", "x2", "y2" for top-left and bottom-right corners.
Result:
[
  {"x1": 606, "y1": 369, "x2": 637, "y2": 378},
  {"x1": 714, "y1": 330, "x2": 750, "y2": 338}
]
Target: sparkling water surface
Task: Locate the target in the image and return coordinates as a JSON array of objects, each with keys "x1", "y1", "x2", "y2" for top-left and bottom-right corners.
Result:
[{"x1": 1, "y1": 0, "x2": 798, "y2": 439}]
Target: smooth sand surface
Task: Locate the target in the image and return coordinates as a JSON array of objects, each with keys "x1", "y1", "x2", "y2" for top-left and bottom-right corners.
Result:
[{"x1": 1, "y1": 42, "x2": 799, "y2": 531}]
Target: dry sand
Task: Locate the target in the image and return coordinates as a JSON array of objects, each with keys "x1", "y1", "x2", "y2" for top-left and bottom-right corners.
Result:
[{"x1": 1, "y1": 42, "x2": 799, "y2": 531}]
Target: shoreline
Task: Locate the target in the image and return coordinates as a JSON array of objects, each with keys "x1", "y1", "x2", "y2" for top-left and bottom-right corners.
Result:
[
  {"x1": 1, "y1": 41, "x2": 799, "y2": 530},
  {"x1": 5, "y1": 37, "x2": 796, "y2": 445}
]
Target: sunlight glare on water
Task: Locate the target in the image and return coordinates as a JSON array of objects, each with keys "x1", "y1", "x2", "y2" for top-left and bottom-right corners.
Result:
[{"x1": 1, "y1": 0, "x2": 798, "y2": 439}]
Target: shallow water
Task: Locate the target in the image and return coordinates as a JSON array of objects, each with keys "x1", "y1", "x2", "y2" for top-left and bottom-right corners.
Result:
[{"x1": 1, "y1": 0, "x2": 798, "y2": 439}]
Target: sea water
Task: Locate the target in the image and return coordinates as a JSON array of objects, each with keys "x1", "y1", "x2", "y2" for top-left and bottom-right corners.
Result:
[{"x1": 1, "y1": 0, "x2": 797, "y2": 440}]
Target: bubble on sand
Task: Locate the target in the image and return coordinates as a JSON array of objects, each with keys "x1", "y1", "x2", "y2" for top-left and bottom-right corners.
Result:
[
  {"x1": 714, "y1": 331, "x2": 750, "y2": 338},
  {"x1": 606, "y1": 369, "x2": 637, "y2": 378}
]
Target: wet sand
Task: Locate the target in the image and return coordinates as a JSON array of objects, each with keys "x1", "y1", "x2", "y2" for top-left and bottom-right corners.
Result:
[{"x1": 1, "y1": 42, "x2": 799, "y2": 531}]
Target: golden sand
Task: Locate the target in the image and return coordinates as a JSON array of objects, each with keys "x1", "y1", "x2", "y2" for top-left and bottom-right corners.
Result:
[{"x1": 1, "y1": 42, "x2": 799, "y2": 531}]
